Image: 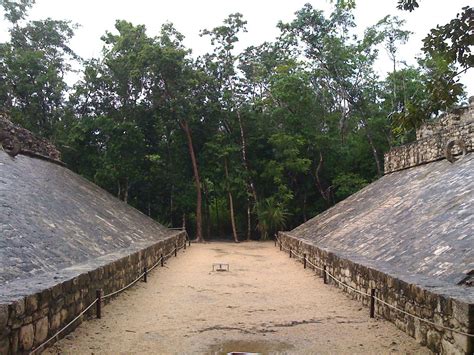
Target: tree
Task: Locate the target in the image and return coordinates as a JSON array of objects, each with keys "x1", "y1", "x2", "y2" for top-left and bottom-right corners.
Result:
[
  {"x1": 201, "y1": 13, "x2": 259, "y2": 240},
  {"x1": 0, "y1": 0, "x2": 34, "y2": 23},
  {"x1": 393, "y1": 1, "x2": 471, "y2": 131},
  {"x1": 279, "y1": 3, "x2": 390, "y2": 176},
  {"x1": 0, "y1": 3, "x2": 78, "y2": 138}
]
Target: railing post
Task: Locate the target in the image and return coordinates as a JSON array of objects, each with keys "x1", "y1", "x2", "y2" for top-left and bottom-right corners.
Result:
[
  {"x1": 174, "y1": 244, "x2": 177, "y2": 257},
  {"x1": 279, "y1": 242, "x2": 282, "y2": 251},
  {"x1": 303, "y1": 254, "x2": 307, "y2": 269},
  {"x1": 96, "y1": 289, "x2": 103, "y2": 319},
  {"x1": 143, "y1": 267, "x2": 147, "y2": 283},
  {"x1": 161, "y1": 254, "x2": 164, "y2": 267},
  {"x1": 289, "y1": 248, "x2": 292, "y2": 258},
  {"x1": 323, "y1": 265, "x2": 327, "y2": 284},
  {"x1": 188, "y1": 239, "x2": 191, "y2": 247},
  {"x1": 184, "y1": 240, "x2": 186, "y2": 250},
  {"x1": 274, "y1": 239, "x2": 277, "y2": 247},
  {"x1": 370, "y1": 289, "x2": 376, "y2": 318}
]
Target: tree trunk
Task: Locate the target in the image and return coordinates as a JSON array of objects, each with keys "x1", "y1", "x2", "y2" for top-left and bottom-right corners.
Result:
[
  {"x1": 314, "y1": 152, "x2": 333, "y2": 207},
  {"x1": 179, "y1": 120, "x2": 203, "y2": 242},
  {"x1": 123, "y1": 177, "x2": 129, "y2": 204},
  {"x1": 236, "y1": 110, "x2": 257, "y2": 240},
  {"x1": 117, "y1": 177, "x2": 129, "y2": 203},
  {"x1": 303, "y1": 191, "x2": 307, "y2": 222},
  {"x1": 215, "y1": 197, "x2": 222, "y2": 238},
  {"x1": 202, "y1": 180, "x2": 212, "y2": 239},
  {"x1": 246, "y1": 204, "x2": 251, "y2": 241},
  {"x1": 361, "y1": 118, "x2": 383, "y2": 177},
  {"x1": 224, "y1": 158, "x2": 239, "y2": 243}
]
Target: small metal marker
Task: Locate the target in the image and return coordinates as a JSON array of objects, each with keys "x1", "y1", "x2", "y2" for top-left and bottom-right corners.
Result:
[{"x1": 212, "y1": 263, "x2": 230, "y2": 272}]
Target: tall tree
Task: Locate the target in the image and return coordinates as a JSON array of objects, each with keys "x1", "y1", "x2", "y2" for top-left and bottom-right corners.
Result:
[
  {"x1": 0, "y1": 1, "x2": 78, "y2": 138},
  {"x1": 201, "y1": 13, "x2": 258, "y2": 240}
]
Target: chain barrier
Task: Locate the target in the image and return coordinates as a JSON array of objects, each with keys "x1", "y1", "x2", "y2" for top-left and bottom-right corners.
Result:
[
  {"x1": 373, "y1": 296, "x2": 474, "y2": 337},
  {"x1": 29, "y1": 299, "x2": 97, "y2": 354},
  {"x1": 276, "y1": 237, "x2": 474, "y2": 338},
  {"x1": 30, "y1": 239, "x2": 188, "y2": 354}
]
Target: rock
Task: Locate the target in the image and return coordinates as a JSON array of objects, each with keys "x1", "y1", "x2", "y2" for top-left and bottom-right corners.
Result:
[
  {"x1": 34, "y1": 316, "x2": 49, "y2": 344},
  {"x1": 25, "y1": 295, "x2": 38, "y2": 314},
  {"x1": 441, "y1": 338, "x2": 461, "y2": 355},
  {"x1": 426, "y1": 330, "x2": 441, "y2": 352},
  {"x1": 19, "y1": 324, "x2": 34, "y2": 350},
  {"x1": 13, "y1": 299, "x2": 25, "y2": 317},
  {"x1": 0, "y1": 304, "x2": 8, "y2": 330},
  {"x1": 50, "y1": 312, "x2": 61, "y2": 331},
  {"x1": 0, "y1": 115, "x2": 61, "y2": 160},
  {"x1": 0, "y1": 336, "x2": 9, "y2": 355},
  {"x1": 60, "y1": 308, "x2": 68, "y2": 323},
  {"x1": 452, "y1": 332, "x2": 471, "y2": 354}
]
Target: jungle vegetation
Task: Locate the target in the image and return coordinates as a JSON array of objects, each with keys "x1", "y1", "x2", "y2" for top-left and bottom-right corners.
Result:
[{"x1": 0, "y1": 0, "x2": 471, "y2": 241}]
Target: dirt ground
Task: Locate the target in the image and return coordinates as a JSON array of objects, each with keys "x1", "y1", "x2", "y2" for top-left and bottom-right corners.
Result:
[{"x1": 45, "y1": 241, "x2": 430, "y2": 354}]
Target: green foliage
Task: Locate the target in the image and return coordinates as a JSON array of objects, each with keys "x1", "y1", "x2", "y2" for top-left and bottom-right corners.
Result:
[
  {"x1": 0, "y1": 0, "x2": 34, "y2": 23},
  {"x1": 396, "y1": 0, "x2": 419, "y2": 12},
  {"x1": 422, "y1": 6, "x2": 473, "y2": 70},
  {"x1": 0, "y1": 17, "x2": 77, "y2": 137},
  {"x1": 0, "y1": 1, "x2": 468, "y2": 240},
  {"x1": 332, "y1": 173, "x2": 368, "y2": 201},
  {"x1": 255, "y1": 197, "x2": 289, "y2": 240},
  {"x1": 395, "y1": 1, "x2": 471, "y2": 131}
]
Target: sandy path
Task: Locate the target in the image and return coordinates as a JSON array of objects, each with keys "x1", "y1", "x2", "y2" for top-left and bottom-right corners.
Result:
[{"x1": 46, "y1": 242, "x2": 429, "y2": 354}]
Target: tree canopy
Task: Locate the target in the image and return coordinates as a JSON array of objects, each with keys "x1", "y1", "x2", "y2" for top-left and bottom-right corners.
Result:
[{"x1": 0, "y1": 0, "x2": 471, "y2": 240}]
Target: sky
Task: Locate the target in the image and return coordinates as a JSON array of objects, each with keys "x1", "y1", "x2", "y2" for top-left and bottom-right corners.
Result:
[{"x1": 0, "y1": 0, "x2": 473, "y2": 96}]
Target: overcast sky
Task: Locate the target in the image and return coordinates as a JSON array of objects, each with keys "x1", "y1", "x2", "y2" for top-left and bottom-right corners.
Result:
[{"x1": 1, "y1": 0, "x2": 473, "y2": 96}]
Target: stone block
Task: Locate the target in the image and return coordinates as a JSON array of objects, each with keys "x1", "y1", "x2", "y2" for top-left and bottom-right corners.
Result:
[
  {"x1": 60, "y1": 309, "x2": 68, "y2": 323},
  {"x1": 51, "y1": 284, "x2": 64, "y2": 299},
  {"x1": 452, "y1": 300, "x2": 470, "y2": 327},
  {"x1": 34, "y1": 316, "x2": 48, "y2": 344},
  {"x1": 0, "y1": 304, "x2": 8, "y2": 330},
  {"x1": 10, "y1": 329, "x2": 19, "y2": 354},
  {"x1": 39, "y1": 288, "x2": 52, "y2": 309},
  {"x1": 0, "y1": 335, "x2": 9, "y2": 355},
  {"x1": 73, "y1": 291, "x2": 81, "y2": 303},
  {"x1": 441, "y1": 338, "x2": 461, "y2": 355},
  {"x1": 25, "y1": 294, "x2": 38, "y2": 314},
  {"x1": 452, "y1": 332, "x2": 471, "y2": 354},
  {"x1": 19, "y1": 323, "x2": 34, "y2": 351},
  {"x1": 50, "y1": 312, "x2": 61, "y2": 332},
  {"x1": 426, "y1": 330, "x2": 441, "y2": 352},
  {"x1": 12, "y1": 299, "x2": 25, "y2": 318},
  {"x1": 32, "y1": 307, "x2": 48, "y2": 322},
  {"x1": 414, "y1": 320, "x2": 427, "y2": 346}
]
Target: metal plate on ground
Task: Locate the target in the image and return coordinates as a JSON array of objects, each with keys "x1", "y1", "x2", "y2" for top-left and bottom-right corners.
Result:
[{"x1": 212, "y1": 263, "x2": 229, "y2": 272}]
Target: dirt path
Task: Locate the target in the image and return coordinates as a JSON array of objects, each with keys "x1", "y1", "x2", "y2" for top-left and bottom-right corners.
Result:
[{"x1": 46, "y1": 242, "x2": 429, "y2": 354}]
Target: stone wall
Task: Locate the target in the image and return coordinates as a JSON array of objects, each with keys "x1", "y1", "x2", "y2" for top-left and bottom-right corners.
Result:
[
  {"x1": 0, "y1": 231, "x2": 186, "y2": 354},
  {"x1": 0, "y1": 115, "x2": 61, "y2": 162},
  {"x1": 278, "y1": 232, "x2": 473, "y2": 355},
  {"x1": 384, "y1": 98, "x2": 474, "y2": 174}
]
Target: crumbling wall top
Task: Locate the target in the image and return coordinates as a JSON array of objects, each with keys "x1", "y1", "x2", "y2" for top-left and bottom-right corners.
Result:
[
  {"x1": 416, "y1": 97, "x2": 474, "y2": 140},
  {"x1": 0, "y1": 114, "x2": 61, "y2": 162},
  {"x1": 384, "y1": 97, "x2": 474, "y2": 174}
]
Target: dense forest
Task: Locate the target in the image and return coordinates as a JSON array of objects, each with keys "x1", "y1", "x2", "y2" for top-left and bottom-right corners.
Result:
[{"x1": 0, "y1": 0, "x2": 472, "y2": 241}]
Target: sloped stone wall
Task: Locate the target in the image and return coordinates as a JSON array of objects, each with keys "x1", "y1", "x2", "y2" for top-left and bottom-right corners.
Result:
[
  {"x1": 384, "y1": 99, "x2": 474, "y2": 174},
  {"x1": 0, "y1": 231, "x2": 186, "y2": 354},
  {"x1": 278, "y1": 232, "x2": 473, "y2": 355}
]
